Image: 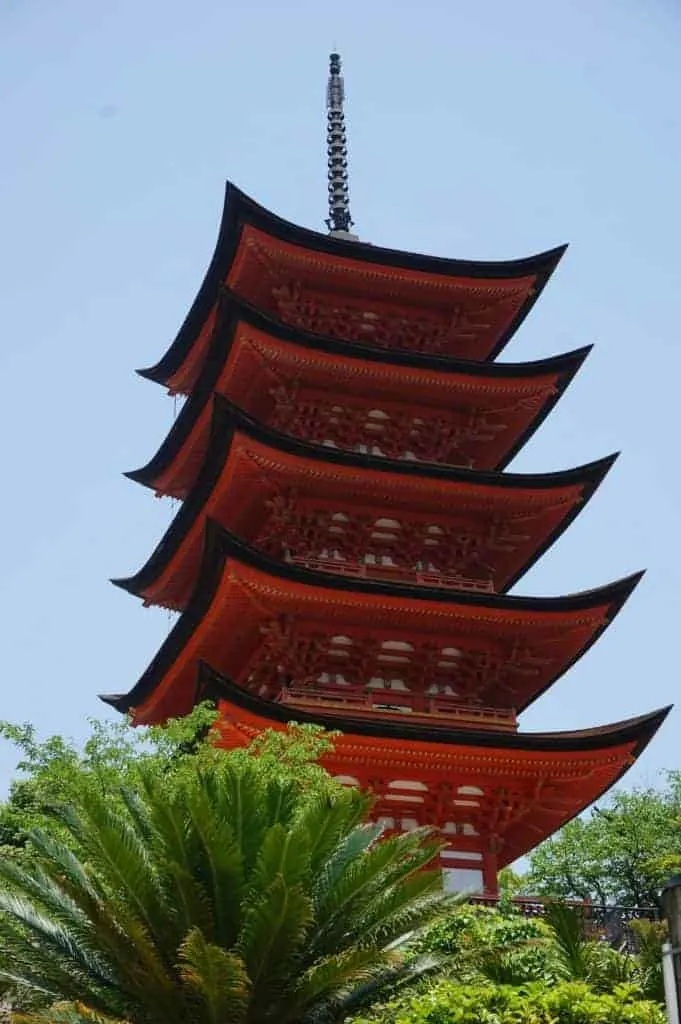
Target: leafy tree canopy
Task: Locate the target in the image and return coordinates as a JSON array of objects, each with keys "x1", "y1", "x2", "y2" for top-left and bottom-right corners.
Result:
[
  {"x1": 0, "y1": 706, "x2": 339, "y2": 858},
  {"x1": 524, "y1": 775, "x2": 681, "y2": 908}
]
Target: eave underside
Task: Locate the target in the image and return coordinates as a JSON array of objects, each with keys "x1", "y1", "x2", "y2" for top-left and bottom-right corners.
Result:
[
  {"x1": 204, "y1": 667, "x2": 668, "y2": 868},
  {"x1": 107, "y1": 528, "x2": 641, "y2": 725},
  {"x1": 134, "y1": 314, "x2": 590, "y2": 494},
  {"x1": 119, "y1": 406, "x2": 615, "y2": 611},
  {"x1": 139, "y1": 183, "x2": 567, "y2": 389}
]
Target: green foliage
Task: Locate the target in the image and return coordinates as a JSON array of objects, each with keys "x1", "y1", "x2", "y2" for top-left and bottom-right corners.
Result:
[
  {"x1": 629, "y1": 920, "x2": 667, "y2": 1003},
  {"x1": 0, "y1": 709, "x2": 338, "y2": 859},
  {"x1": 526, "y1": 776, "x2": 681, "y2": 907},
  {"x1": 0, "y1": 706, "x2": 218, "y2": 853},
  {"x1": 540, "y1": 901, "x2": 595, "y2": 981},
  {"x1": 415, "y1": 904, "x2": 562, "y2": 986},
  {"x1": 350, "y1": 979, "x2": 666, "y2": 1024},
  {"x1": 413, "y1": 901, "x2": 663, "y2": 1009},
  {"x1": 0, "y1": 716, "x2": 671, "y2": 1023},
  {"x1": 0, "y1": 740, "x2": 456, "y2": 1024},
  {"x1": 496, "y1": 867, "x2": 525, "y2": 899}
]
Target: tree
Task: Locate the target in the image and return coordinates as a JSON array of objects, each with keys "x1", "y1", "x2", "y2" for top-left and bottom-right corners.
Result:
[
  {"x1": 0, "y1": 729, "x2": 454, "y2": 1024},
  {"x1": 0, "y1": 707, "x2": 338, "y2": 858},
  {"x1": 525, "y1": 776, "x2": 681, "y2": 908}
]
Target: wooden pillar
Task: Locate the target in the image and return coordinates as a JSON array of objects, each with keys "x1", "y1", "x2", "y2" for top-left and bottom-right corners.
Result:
[{"x1": 482, "y1": 849, "x2": 499, "y2": 896}]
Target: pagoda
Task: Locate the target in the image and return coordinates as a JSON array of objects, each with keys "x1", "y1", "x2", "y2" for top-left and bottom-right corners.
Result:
[{"x1": 105, "y1": 54, "x2": 668, "y2": 894}]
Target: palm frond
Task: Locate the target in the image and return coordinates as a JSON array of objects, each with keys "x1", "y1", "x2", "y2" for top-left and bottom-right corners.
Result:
[
  {"x1": 248, "y1": 823, "x2": 312, "y2": 897},
  {"x1": 357, "y1": 886, "x2": 459, "y2": 950},
  {"x1": 300, "y1": 951, "x2": 447, "y2": 1024},
  {"x1": 44, "y1": 792, "x2": 172, "y2": 957},
  {"x1": 238, "y1": 877, "x2": 313, "y2": 994},
  {"x1": 0, "y1": 891, "x2": 113, "y2": 989},
  {"x1": 130, "y1": 782, "x2": 216, "y2": 942},
  {"x1": 177, "y1": 926, "x2": 251, "y2": 1024},
  {"x1": 543, "y1": 901, "x2": 589, "y2": 979},
  {"x1": 312, "y1": 822, "x2": 384, "y2": 905},
  {"x1": 204, "y1": 765, "x2": 270, "y2": 874},
  {"x1": 284, "y1": 945, "x2": 397, "y2": 1024},
  {"x1": 14, "y1": 1002, "x2": 131, "y2": 1024},
  {"x1": 304, "y1": 793, "x2": 372, "y2": 877},
  {"x1": 310, "y1": 829, "x2": 443, "y2": 958},
  {"x1": 184, "y1": 781, "x2": 246, "y2": 946}
]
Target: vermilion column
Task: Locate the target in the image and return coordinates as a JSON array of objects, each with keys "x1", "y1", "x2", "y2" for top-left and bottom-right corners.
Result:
[{"x1": 482, "y1": 847, "x2": 499, "y2": 896}]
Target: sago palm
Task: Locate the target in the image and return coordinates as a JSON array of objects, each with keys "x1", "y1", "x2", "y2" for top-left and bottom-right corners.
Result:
[{"x1": 0, "y1": 756, "x2": 453, "y2": 1024}]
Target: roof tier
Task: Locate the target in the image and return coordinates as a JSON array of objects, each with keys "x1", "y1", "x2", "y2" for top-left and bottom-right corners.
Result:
[
  {"x1": 118, "y1": 399, "x2": 616, "y2": 611},
  {"x1": 134, "y1": 303, "x2": 590, "y2": 497},
  {"x1": 201, "y1": 664, "x2": 669, "y2": 869},
  {"x1": 139, "y1": 184, "x2": 566, "y2": 390},
  {"x1": 104, "y1": 525, "x2": 641, "y2": 726}
]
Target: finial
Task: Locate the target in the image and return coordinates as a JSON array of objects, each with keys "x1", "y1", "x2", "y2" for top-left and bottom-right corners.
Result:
[{"x1": 326, "y1": 52, "x2": 356, "y2": 237}]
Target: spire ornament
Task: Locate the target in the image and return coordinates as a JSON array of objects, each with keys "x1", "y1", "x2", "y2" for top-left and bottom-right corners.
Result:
[{"x1": 326, "y1": 52, "x2": 357, "y2": 238}]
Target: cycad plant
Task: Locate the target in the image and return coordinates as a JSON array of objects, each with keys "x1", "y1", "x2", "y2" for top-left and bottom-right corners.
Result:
[
  {"x1": 542, "y1": 901, "x2": 637, "y2": 992},
  {"x1": 0, "y1": 755, "x2": 453, "y2": 1024}
]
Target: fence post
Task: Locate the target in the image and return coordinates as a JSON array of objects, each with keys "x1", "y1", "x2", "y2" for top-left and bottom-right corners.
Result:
[
  {"x1": 663, "y1": 943, "x2": 680, "y2": 1024},
  {"x1": 662, "y1": 877, "x2": 681, "y2": 1024}
]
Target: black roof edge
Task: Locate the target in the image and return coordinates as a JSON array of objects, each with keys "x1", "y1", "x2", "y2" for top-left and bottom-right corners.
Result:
[
  {"x1": 226, "y1": 183, "x2": 569, "y2": 276},
  {"x1": 131, "y1": 312, "x2": 592, "y2": 487},
  {"x1": 137, "y1": 284, "x2": 591, "y2": 385},
  {"x1": 195, "y1": 661, "x2": 672, "y2": 755},
  {"x1": 105, "y1": 519, "x2": 644, "y2": 716},
  {"x1": 101, "y1": 657, "x2": 670, "y2": 758},
  {"x1": 136, "y1": 181, "x2": 568, "y2": 384},
  {"x1": 115, "y1": 395, "x2": 617, "y2": 598},
  {"x1": 206, "y1": 519, "x2": 646, "y2": 613},
  {"x1": 128, "y1": 389, "x2": 618, "y2": 492}
]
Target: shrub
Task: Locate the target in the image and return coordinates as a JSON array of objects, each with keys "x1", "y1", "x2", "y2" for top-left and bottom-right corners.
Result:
[
  {"x1": 349, "y1": 979, "x2": 666, "y2": 1024},
  {"x1": 415, "y1": 905, "x2": 564, "y2": 986},
  {"x1": 629, "y1": 920, "x2": 667, "y2": 1002}
]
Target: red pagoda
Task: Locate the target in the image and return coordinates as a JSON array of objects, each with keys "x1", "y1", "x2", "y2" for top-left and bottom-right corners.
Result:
[{"x1": 105, "y1": 54, "x2": 668, "y2": 894}]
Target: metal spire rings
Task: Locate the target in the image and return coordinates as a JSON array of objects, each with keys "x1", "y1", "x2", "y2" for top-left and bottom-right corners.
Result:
[{"x1": 326, "y1": 52, "x2": 354, "y2": 236}]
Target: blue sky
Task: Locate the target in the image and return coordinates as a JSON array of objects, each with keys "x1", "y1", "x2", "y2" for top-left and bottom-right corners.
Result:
[{"x1": 0, "y1": 0, "x2": 679, "y2": 795}]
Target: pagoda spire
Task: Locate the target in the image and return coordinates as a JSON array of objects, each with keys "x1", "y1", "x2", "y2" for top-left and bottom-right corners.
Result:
[{"x1": 326, "y1": 52, "x2": 357, "y2": 238}]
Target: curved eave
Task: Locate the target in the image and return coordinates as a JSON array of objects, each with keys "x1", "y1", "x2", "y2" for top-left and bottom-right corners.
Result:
[
  {"x1": 139, "y1": 289, "x2": 591, "y2": 388},
  {"x1": 133, "y1": 299, "x2": 591, "y2": 486},
  {"x1": 137, "y1": 182, "x2": 567, "y2": 385},
  {"x1": 117, "y1": 395, "x2": 617, "y2": 599},
  {"x1": 106, "y1": 522, "x2": 643, "y2": 717},
  {"x1": 195, "y1": 662, "x2": 671, "y2": 757}
]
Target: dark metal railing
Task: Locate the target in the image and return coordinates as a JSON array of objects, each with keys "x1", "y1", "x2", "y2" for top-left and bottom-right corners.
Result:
[{"x1": 472, "y1": 895, "x2": 660, "y2": 951}]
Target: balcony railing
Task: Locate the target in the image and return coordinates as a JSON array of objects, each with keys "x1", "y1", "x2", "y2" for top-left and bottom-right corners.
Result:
[
  {"x1": 289, "y1": 555, "x2": 495, "y2": 594},
  {"x1": 277, "y1": 685, "x2": 517, "y2": 731}
]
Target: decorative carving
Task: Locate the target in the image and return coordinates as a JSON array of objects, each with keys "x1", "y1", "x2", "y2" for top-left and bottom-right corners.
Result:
[
  {"x1": 369, "y1": 778, "x2": 557, "y2": 840},
  {"x1": 242, "y1": 621, "x2": 550, "y2": 706},
  {"x1": 251, "y1": 496, "x2": 541, "y2": 592},
  {"x1": 268, "y1": 390, "x2": 511, "y2": 469},
  {"x1": 246, "y1": 616, "x2": 330, "y2": 697},
  {"x1": 270, "y1": 282, "x2": 526, "y2": 357}
]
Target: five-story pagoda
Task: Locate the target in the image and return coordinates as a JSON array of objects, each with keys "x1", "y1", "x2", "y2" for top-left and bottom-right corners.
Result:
[{"x1": 105, "y1": 54, "x2": 668, "y2": 894}]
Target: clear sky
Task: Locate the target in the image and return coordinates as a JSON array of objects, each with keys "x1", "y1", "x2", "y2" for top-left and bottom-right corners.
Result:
[{"x1": 0, "y1": 0, "x2": 679, "y2": 796}]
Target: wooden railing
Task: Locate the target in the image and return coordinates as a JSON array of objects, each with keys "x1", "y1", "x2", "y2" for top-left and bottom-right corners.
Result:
[
  {"x1": 277, "y1": 685, "x2": 517, "y2": 731},
  {"x1": 289, "y1": 556, "x2": 495, "y2": 594}
]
